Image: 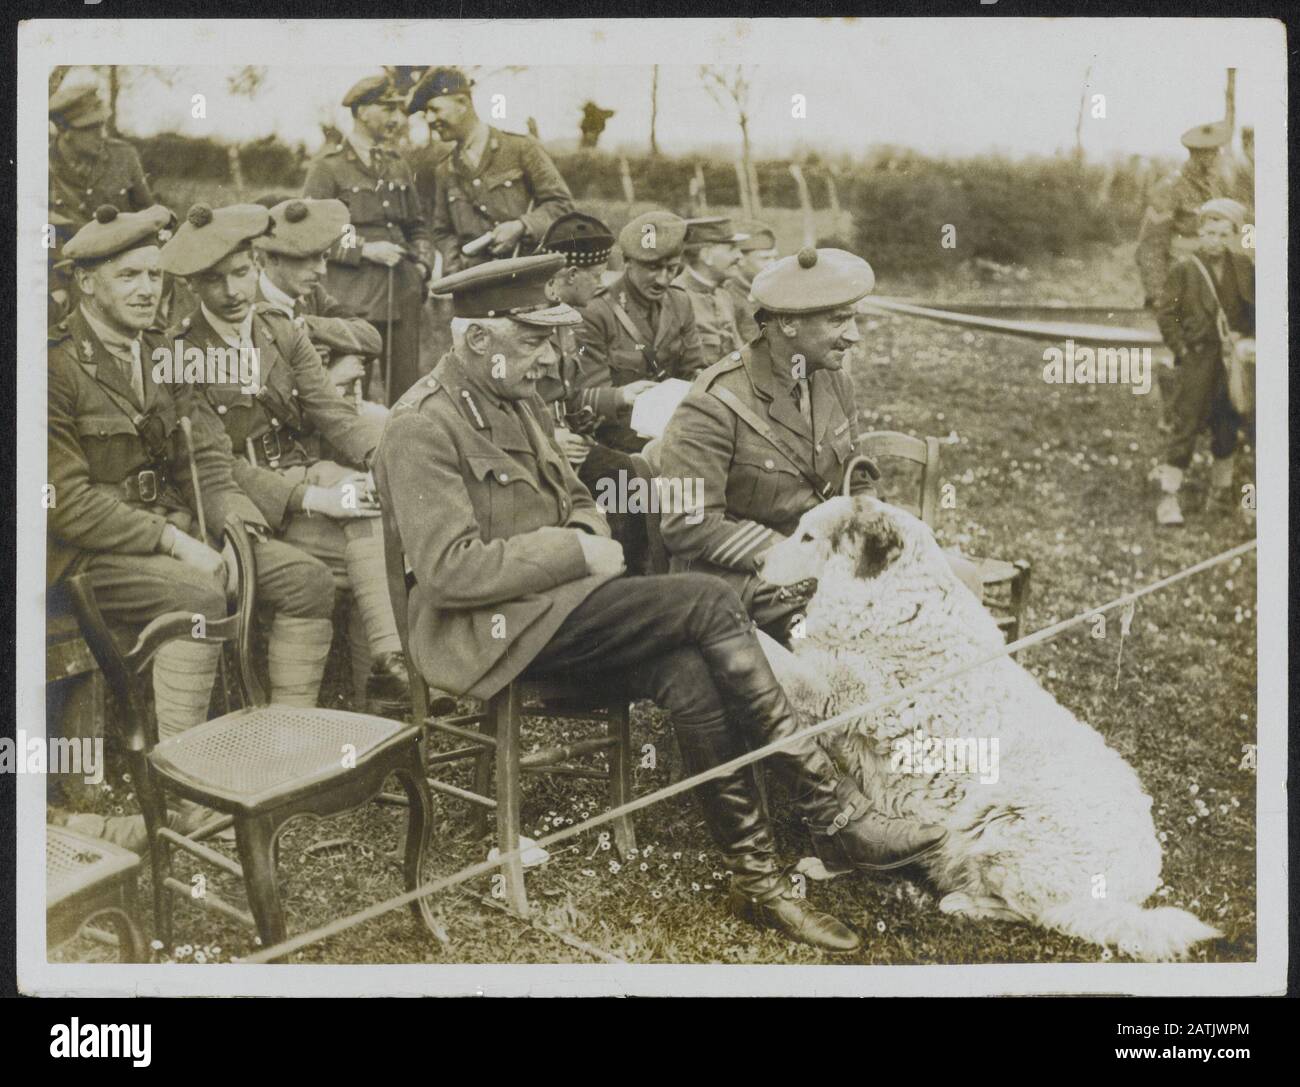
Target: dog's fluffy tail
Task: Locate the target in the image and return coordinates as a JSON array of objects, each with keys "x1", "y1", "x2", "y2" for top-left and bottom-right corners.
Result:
[{"x1": 1039, "y1": 899, "x2": 1221, "y2": 961}]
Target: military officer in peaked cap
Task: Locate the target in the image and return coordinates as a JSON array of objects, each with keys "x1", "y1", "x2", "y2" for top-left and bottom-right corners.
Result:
[
  {"x1": 673, "y1": 216, "x2": 749, "y2": 362},
  {"x1": 411, "y1": 66, "x2": 575, "y2": 275},
  {"x1": 303, "y1": 74, "x2": 434, "y2": 407},
  {"x1": 160, "y1": 201, "x2": 416, "y2": 714},
  {"x1": 376, "y1": 254, "x2": 945, "y2": 951},
  {"x1": 724, "y1": 218, "x2": 779, "y2": 344}
]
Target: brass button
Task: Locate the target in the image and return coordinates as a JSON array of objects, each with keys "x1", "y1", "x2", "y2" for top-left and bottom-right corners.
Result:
[
  {"x1": 764, "y1": 459, "x2": 775, "y2": 469},
  {"x1": 216, "y1": 405, "x2": 227, "y2": 415},
  {"x1": 498, "y1": 472, "x2": 508, "y2": 482},
  {"x1": 472, "y1": 178, "x2": 481, "y2": 186}
]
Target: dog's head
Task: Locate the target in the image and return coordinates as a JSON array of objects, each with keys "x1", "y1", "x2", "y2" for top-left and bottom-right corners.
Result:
[{"x1": 761, "y1": 495, "x2": 955, "y2": 636}]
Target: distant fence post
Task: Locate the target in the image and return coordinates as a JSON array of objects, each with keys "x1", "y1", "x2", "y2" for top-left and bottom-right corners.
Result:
[
  {"x1": 689, "y1": 162, "x2": 708, "y2": 214},
  {"x1": 788, "y1": 164, "x2": 816, "y2": 248},
  {"x1": 618, "y1": 156, "x2": 636, "y2": 204},
  {"x1": 734, "y1": 160, "x2": 752, "y2": 217},
  {"x1": 227, "y1": 145, "x2": 244, "y2": 191},
  {"x1": 746, "y1": 160, "x2": 763, "y2": 214},
  {"x1": 825, "y1": 170, "x2": 841, "y2": 217}
]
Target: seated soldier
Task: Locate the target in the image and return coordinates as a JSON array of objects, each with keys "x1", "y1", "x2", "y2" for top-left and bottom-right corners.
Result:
[
  {"x1": 159, "y1": 203, "x2": 421, "y2": 715},
  {"x1": 660, "y1": 247, "x2": 984, "y2": 641},
  {"x1": 535, "y1": 210, "x2": 651, "y2": 574},
  {"x1": 724, "y1": 218, "x2": 780, "y2": 345},
  {"x1": 47, "y1": 206, "x2": 335, "y2": 849},
  {"x1": 673, "y1": 216, "x2": 748, "y2": 362},
  {"x1": 374, "y1": 254, "x2": 947, "y2": 953}
]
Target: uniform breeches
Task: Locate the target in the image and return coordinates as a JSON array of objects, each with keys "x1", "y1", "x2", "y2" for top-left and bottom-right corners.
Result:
[{"x1": 577, "y1": 445, "x2": 651, "y2": 575}]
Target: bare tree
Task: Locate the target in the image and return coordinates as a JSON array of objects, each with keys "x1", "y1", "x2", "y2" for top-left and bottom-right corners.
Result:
[
  {"x1": 92, "y1": 65, "x2": 181, "y2": 136},
  {"x1": 701, "y1": 65, "x2": 758, "y2": 210},
  {"x1": 1073, "y1": 61, "x2": 1094, "y2": 162},
  {"x1": 649, "y1": 65, "x2": 660, "y2": 156},
  {"x1": 227, "y1": 66, "x2": 268, "y2": 100}
]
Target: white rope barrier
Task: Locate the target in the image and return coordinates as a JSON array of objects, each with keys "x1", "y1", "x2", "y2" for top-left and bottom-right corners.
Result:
[{"x1": 239, "y1": 538, "x2": 1257, "y2": 964}]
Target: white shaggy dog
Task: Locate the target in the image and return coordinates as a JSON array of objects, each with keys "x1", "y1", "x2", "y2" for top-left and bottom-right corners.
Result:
[{"x1": 759, "y1": 495, "x2": 1220, "y2": 961}]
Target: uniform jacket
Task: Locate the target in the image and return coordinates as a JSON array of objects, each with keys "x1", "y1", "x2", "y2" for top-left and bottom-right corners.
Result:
[
  {"x1": 1155, "y1": 251, "x2": 1255, "y2": 363},
  {"x1": 674, "y1": 266, "x2": 744, "y2": 363},
  {"x1": 1136, "y1": 165, "x2": 1225, "y2": 304},
  {"x1": 167, "y1": 304, "x2": 381, "y2": 530},
  {"x1": 574, "y1": 273, "x2": 707, "y2": 452},
  {"x1": 534, "y1": 324, "x2": 586, "y2": 428},
  {"x1": 723, "y1": 272, "x2": 761, "y2": 344},
  {"x1": 659, "y1": 336, "x2": 862, "y2": 605},
  {"x1": 254, "y1": 277, "x2": 383, "y2": 360},
  {"x1": 49, "y1": 137, "x2": 153, "y2": 244},
  {"x1": 302, "y1": 141, "x2": 432, "y2": 324},
  {"x1": 47, "y1": 308, "x2": 265, "y2": 584},
  {"x1": 374, "y1": 352, "x2": 613, "y2": 700},
  {"x1": 431, "y1": 127, "x2": 574, "y2": 274},
  {"x1": 406, "y1": 141, "x2": 453, "y2": 241}
]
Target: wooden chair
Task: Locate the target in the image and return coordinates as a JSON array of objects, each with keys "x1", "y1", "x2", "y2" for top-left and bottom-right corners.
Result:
[
  {"x1": 853, "y1": 431, "x2": 1032, "y2": 641},
  {"x1": 47, "y1": 825, "x2": 144, "y2": 962},
  {"x1": 382, "y1": 507, "x2": 636, "y2": 918},
  {"x1": 66, "y1": 517, "x2": 438, "y2": 955}
]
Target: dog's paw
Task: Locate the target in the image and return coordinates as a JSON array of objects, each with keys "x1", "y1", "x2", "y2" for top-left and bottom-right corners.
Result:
[
  {"x1": 795, "y1": 856, "x2": 839, "y2": 882},
  {"x1": 939, "y1": 892, "x2": 1024, "y2": 922}
]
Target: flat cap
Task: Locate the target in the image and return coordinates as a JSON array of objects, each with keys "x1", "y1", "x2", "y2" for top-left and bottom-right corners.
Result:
[
  {"x1": 538, "y1": 211, "x2": 615, "y2": 267},
  {"x1": 618, "y1": 210, "x2": 688, "y2": 263},
  {"x1": 683, "y1": 216, "x2": 749, "y2": 247},
  {"x1": 49, "y1": 81, "x2": 109, "y2": 130},
  {"x1": 1181, "y1": 120, "x2": 1231, "y2": 150},
  {"x1": 431, "y1": 253, "x2": 580, "y2": 327},
  {"x1": 256, "y1": 198, "x2": 350, "y2": 257},
  {"x1": 1197, "y1": 197, "x2": 1247, "y2": 229},
  {"x1": 62, "y1": 205, "x2": 176, "y2": 264},
  {"x1": 734, "y1": 218, "x2": 777, "y2": 252},
  {"x1": 343, "y1": 74, "x2": 404, "y2": 110},
  {"x1": 750, "y1": 247, "x2": 875, "y2": 314},
  {"x1": 407, "y1": 66, "x2": 474, "y2": 114},
  {"x1": 159, "y1": 203, "x2": 271, "y2": 277}
]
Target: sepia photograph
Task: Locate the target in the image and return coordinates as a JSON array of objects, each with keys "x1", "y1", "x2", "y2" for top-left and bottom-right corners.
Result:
[{"x1": 14, "y1": 14, "x2": 1287, "y2": 1001}]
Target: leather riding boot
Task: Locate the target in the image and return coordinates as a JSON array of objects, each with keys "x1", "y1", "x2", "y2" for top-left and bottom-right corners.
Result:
[
  {"x1": 700, "y1": 629, "x2": 948, "y2": 872},
  {"x1": 676, "y1": 718, "x2": 861, "y2": 952}
]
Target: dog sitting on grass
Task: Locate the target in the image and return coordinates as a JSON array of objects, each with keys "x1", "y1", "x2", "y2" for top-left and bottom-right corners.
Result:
[{"x1": 759, "y1": 495, "x2": 1220, "y2": 961}]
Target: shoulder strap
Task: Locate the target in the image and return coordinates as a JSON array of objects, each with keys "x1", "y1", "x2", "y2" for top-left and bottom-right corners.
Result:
[
  {"x1": 1187, "y1": 255, "x2": 1235, "y2": 347},
  {"x1": 709, "y1": 385, "x2": 835, "y2": 500},
  {"x1": 609, "y1": 300, "x2": 661, "y2": 376}
]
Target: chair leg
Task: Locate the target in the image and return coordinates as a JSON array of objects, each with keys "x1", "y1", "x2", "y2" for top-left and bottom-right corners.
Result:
[
  {"x1": 141, "y1": 788, "x2": 174, "y2": 948},
  {"x1": 395, "y1": 747, "x2": 438, "y2": 936},
  {"x1": 470, "y1": 696, "x2": 499, "y2": 841},
  {"x1": 234, "y1": 813, "x2": 288, "y2": 953},
  {"x1": 607, "y1": 702, "x2": 637, "y2": 859},
  {"x1": 491, "y1": 685, "x2": 529, "y2": 918}
]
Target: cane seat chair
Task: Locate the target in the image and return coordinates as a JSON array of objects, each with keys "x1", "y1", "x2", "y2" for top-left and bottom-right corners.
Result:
[
  {"x1": 66, "y1": 517, "x2": 438, "y2": 955},
  {"x1": 381, "y1": 506, "x2": 636, "y2": 919},
  {"x1": 46, "y1": 825, "x2": 145, "y2": 962}
]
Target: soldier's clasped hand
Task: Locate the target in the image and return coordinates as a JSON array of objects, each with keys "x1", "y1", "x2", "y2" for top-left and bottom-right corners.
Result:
[{"x1": 575, "y1": 533, "x2": 626, "y2": 577}]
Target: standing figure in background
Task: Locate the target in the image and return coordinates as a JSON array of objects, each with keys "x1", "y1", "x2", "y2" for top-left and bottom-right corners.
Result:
[
  {"x1": 724, "y1": 218, "x2": 779, "y2": 344},
  {"x1": 303, "y1": 75, "x2": 433, "y2": 407}
]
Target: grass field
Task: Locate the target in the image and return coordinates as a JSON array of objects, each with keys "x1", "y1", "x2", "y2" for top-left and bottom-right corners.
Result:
[{"x1": 53, "y1": 243, "x2": 1258, "y2": 970}]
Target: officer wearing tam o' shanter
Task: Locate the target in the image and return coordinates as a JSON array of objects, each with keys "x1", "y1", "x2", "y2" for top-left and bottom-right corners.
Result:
[
  {"x1": 376, "y1": 254, "x2": 945, "y2": 952},
  {"x1": 303, "y1": 75, "x2": 434, "y2": 406},
  {"x1": 411, "y1": 66, "x2": 574, "y2": 274},
  {"x1": 161, "y1": 202, "x2": 414, "y2": 714}
]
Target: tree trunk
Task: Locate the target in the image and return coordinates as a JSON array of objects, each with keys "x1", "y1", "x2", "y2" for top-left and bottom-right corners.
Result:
[
  {"x1": 107, "y1": 66, "x2": 121, "y2": 137},
  {"x1": 649, "y1": 66, "x2": 660, "y2": 156}
]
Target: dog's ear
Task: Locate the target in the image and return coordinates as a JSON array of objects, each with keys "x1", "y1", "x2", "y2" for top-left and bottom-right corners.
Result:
[{"x1": 831, "y1": 508, "x2": 904, "y2": 580}]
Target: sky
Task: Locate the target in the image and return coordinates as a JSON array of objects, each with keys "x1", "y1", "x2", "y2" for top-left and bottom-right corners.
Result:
[{"x1": 64, "y1": 19, "x2": 1274, "y2": 162}]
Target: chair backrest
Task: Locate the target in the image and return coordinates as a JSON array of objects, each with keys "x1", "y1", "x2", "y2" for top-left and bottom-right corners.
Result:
[
  {"x1": 856, "y1": 430, "x2": 943, "y2": 527},
  {"x1": 380, "y1": 504, "x2": 431, "y2": 724},
  {"x1": 64, "y1": 517, "x2": 260, "y2": 752}
]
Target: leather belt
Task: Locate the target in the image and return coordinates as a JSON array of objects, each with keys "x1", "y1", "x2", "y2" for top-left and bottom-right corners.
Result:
[{"x1": 119, "y1": 466, "x2": 170, "y2": 503}]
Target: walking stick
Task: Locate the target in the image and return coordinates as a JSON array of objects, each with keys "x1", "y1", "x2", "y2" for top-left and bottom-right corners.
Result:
[
  {"x1": 384, "y1": 263, "x2": 395, "y2": 406},
  {"x1": 179, "y1": 416, "x2": 231, "y2": 712}
]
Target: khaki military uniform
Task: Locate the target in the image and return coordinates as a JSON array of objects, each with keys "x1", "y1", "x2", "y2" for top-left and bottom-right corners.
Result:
[
  {"x1": 659, "y1": 336, "x2": 863, "y2": 613},
  {"x1": 374, "y1": 353, "x2": 613, "y2": 700},
  {"x1": 574, "y1": 273, "x2": 707, "y2": 453},
  {"x1": 430, "y1": 127, "x2": 574, "y2": 275},
  {"x1": 49, "y1": 138, "x2": 153, "y2": 242},
  {"x1": 723, "y1": 273, "x2": 761, "y2": 344},
  {"x1": 1136, "y1": 165, "x2": 1226, "y2": 305},
  {"x1": 302, "y1": 142, "x2": 433, "y2": 404},
  {"x1": 674, "y1": 266, "x2": 744, "y2": 363}
]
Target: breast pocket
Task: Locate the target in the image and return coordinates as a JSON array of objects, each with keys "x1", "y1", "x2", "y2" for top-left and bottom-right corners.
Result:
[
  {"x1": 464, "y1": 455, "x2": 539, "y2": 540},
  {"x1": 445, "y1": 186, "x2": 482, "y2": 237},
  {"x1": 608, "y1": 348, "x2": 647, "y2": 383},
  {"x1": 483, "y1": 169, "x2": 525, "y2": 218},
  {"x1": 730, "y1": 444, "x2": 805, "y2": 525},
  {"x1": 75, "y1": 414, "x2": 144, "y2": 480}
]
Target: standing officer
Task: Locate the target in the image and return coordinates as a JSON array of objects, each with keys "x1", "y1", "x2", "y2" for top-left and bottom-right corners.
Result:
[
  {"x1": 160, "y1": 203, "x2": 413, "y2": 714},
  {"x1": 673, "y1": 216, "x2": 749, "y2": 362},
  {"x1": 724, "y1": 218, "x2": 779, "y2": 344},
  {"x1": 411, "y1": 66, "x2": 574, "y2": 275},
  {"x1": 574, "y1": 210, "x2": 706, "y2": 461},
  {"x1": 48, "y1": 207, "x2": 335, "y2": 846},
  {"x1": 303, "y1": 75, "x2": 433, "y2": 407},
  {"x1": 375, "y1": 254, "x2": 946, "y2": 953}
]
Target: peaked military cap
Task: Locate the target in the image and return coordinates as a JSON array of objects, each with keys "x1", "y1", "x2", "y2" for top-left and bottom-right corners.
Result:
[
  {"x1": 618, "y1": 210, "x2": 688, "y2": 263},
  {"x1": 49, "y1": 81, "x2": 109, "y2": 130},
  {"x1": 1181, "y1": 120, "x2": 1231, "y2": 150},
  {"x1": 62, "y1": 205, "x2": 176, "y2": 265},
  {"x1": 343, "y1": 74, "x2": 404, "y2": 110},
  {"x1": 683, "y1": 216, "x2": 749, "y2": 247},
  {"x1": 538, "y1": 211, "x2": 615, "y2": 267},
  {"x1": 407, "y1": 66, "x2": 475, "y2": 114},
  {"x1": 256, "y1": 198, "x2": 351, "y2": 257},
  {"x1": 431, "y1": 254, "x2": 580, "y2": 327},
  {"x1": 159, "y1": 203, "x2": 272, "y2": 276},
  {"x1": 750, "y1": 247, "x2": 875, "y2": 314},
  {"x1": 734, "y1": 218, "x2": 777, "y2": 253}
]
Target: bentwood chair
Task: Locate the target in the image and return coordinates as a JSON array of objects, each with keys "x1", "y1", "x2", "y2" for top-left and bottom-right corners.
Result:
[
  {"x1": 850, "y1": 431, "x2": 1032, "y2": 641},
  {"x1": 66, "y1": 517, "x2": 438, "y2": 955},
  {"x1": 46, "y1": 825, "x2": 145, "y2": 963},
  {"x1": 382, "y1": 506, "x2": 637, "y2": 918}
]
